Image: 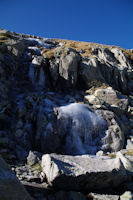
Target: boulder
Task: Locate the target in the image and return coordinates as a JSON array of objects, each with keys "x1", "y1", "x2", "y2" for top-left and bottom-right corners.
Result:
[
  {"x1": 41, "y1": 153, "x2": 127, "y2": 191},
  {"x1": 59, "y1": 48, "x2": 80, "y2": 89},
  {"x1": 94, "y1": 87, "x2": 119, "y2": 105},
  {"x1": 0, "y1": 155, "x2": 31, "y2": 200}
]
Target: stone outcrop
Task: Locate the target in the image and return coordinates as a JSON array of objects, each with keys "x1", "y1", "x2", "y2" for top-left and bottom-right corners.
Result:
[{"x1": 59, "y1": 48, "x2": 80, "y2": 89}]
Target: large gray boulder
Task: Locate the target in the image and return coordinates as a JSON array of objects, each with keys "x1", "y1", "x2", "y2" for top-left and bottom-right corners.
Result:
[
  {"x1": 41, "y1": 153, "x2": 127, "y2": 191},
  {"x1": 0, "y1": 155, "x2": 31, "y2": 200},
  {"x1": 59, "y1": 48, "x2": 80, "y2": 89}
]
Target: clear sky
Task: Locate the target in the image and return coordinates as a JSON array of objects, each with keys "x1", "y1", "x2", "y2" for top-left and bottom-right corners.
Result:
[{"x1": 0, "y1": 0, "x2": 133, "y2": 49}]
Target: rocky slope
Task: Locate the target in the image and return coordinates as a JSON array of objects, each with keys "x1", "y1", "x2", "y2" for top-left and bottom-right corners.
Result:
[{"x1": 0, "y1": 28, "x2": 133, "y2": 199}]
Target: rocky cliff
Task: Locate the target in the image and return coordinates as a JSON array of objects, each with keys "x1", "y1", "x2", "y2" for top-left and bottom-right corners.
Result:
[{"x1": 0, "y1": 28, "x2": 133, "y2": 199}]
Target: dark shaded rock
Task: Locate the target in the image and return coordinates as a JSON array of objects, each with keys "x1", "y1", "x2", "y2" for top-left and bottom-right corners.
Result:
[
  {"x1": 0, "y1": 155, "x2": 31, "y2": 200},
  {"x1": 54, "y1": 191, "x2": 86, "y2": 200},
  {"x1": 49, "y1": 58, "x2": 59, "y2": 87}
]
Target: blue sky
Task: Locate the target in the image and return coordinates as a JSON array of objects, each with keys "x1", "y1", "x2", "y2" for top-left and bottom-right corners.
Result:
[{"x1": 0, "y1": 0, "x2": 133, "y2": 49}]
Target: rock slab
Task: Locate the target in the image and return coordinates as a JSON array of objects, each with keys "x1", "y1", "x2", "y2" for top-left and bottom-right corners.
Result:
[{"x1": 41, "y1": 154, "x2": 127, "y2": 191}]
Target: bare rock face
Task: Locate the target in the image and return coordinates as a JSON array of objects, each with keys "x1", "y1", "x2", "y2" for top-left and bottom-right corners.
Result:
[
  {"x1": 59, "y1": 48, "x2": 80, "y2": 89},
  {"x1": 79, "y1": 57, "x2": 105, "y2": 88},
  {"x1": 0, "y1": 29, "x2": 133, "y2": 198},
  {"x1": 0, "y1": 156, "x2": 31, "y2": 200},
  {"x1": 41, "y1": 153, "x2": 127, "y2": 191},
  {"x1": 80, "y1": 47, "x2": 133, "y2": 94}
]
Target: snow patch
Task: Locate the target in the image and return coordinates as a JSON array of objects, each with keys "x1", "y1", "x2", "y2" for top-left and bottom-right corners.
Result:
[
  {"x1": 26, "y1": 38, "x2": 52, "y2": 49},
  {"x1": 28, "y1": 46, "x2": 41, "y2": 55}
]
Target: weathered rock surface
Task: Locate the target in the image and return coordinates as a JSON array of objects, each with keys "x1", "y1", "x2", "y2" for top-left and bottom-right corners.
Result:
[
  {"x1": 0, "y1": 29, "x2": 133, "y2": 199},
  {"x1": 59, "y1": 48, "x2": 80, "y2": 89},
  {"x1": 41, "y1": 153, "x2": 127, "y2": 191},
  {"x1": 0, "y1": 155, "x2": 31, "y2": 200}
]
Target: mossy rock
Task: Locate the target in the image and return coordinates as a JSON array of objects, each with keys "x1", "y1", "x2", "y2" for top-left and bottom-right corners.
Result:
[{"x1": 32, "y1": 163, "x2": 42, "y2": 172}]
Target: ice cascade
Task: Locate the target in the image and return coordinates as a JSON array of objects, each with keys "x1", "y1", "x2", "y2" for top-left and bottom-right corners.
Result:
[{"x1": 56, "y1": 103, "x2": 108, "y2": 155}]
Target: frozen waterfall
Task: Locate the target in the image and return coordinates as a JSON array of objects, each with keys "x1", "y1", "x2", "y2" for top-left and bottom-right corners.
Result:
[
  {"x1": 28, "y1": 56, "x2": 45, "y2": 87},
  {"x1": 56, "y1": 103, "x2": 108, "y2": 155}
]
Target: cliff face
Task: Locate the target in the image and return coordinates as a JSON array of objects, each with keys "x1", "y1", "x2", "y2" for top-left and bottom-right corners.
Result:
[{"x1": 0, "y1": 28, "x2": 133, "y2": 199}]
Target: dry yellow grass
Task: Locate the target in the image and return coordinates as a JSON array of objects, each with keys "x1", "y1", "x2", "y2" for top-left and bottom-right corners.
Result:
[
  {"x1": 125, "y1": 150, "x2": 133, "y2": 156},
  {"x1": 52, "y1": 39, "x2": 94, "y2": 57},
  {"x1": 41, "y1": 39, "x2": 96, "y2": 59},
  {"x1": 42, "y1": 38, "x2": 133, "y2": 60},
  {"x1": 52, "y1": 39, "x2": 133, "y2": 60},
  {"x1": 0, "y1": 33, "x2": 11, "y2": 44},
  {"x1": 0, "y1": 32, "x2": 12, "y2": 38},
  {"x1": 108, "y1": 153, "x2": 116, "y2": 159},
  {"x1": 122, "y1": 49, "x2": 133, "y2": 61},
  {"x1": 0, "y1": 35, "x2": 7, "y2": 40},
  {"x1": 0, "y1": 39, "x2": 10, "y2": 44},
  {"x1": 41, "y1": 48, "x2": 56, "y2": 59}
]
